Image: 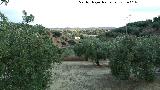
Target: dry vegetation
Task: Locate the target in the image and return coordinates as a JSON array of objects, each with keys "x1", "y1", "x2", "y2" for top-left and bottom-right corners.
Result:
[{"x1": 48, "y1": 61, "x2": 160, "y2": 90}]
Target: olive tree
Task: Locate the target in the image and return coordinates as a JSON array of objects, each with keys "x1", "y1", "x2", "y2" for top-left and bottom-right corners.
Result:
[
  {"x1": 0, "y1": 12, "x2": 61, "y2": 90},
  {"x1": 74, "y1": 38, "x2": 108, "y2": 66}
]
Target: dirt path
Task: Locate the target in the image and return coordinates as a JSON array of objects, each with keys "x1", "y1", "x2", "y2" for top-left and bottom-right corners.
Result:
[{"x1": 48, "y1": 61, "x2": 160, "y2": 90}]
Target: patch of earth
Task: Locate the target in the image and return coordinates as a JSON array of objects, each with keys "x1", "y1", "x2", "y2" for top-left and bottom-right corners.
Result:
[{"x1": 48, "y1": 61, "x2": 160, "y2": 90}]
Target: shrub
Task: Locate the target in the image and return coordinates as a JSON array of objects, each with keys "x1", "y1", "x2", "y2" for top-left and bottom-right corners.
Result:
[
  {"x1": 52, "y1": 31, "x2": 62, "y2": 37},
  {"x1": 109, "y1": 35, "x2": 160, "y2": 81},
  {"x1": 132, "y1": 37, "x2": 157, "y2": 81},
  {"x1": 152, "y1": 22, "x2": 160, "y2": 30},
  {"x1": 68, "y1": 39, "x2": 76, "y2": 45},
  {"x1": 61, "y1": 47, "x2": 75, "y2": 60},
  {"x1": 0, "y1": 24, "x2": 61, "y2": 90},
  {"x1": 152, "y1": 36, "x2": 160, "y2": 67},
  {"x1": 73, "y1": 38, "x2": 92, "y2": 61},
  {"x1": 61, "y1": 41, "x2": 66, "y2": 45},
  {"x1": 109, "y1": 35, "x2": 136, "y2": 80},
  {"x1": 74, "y1": 38, "x2": 108, "y2": 65}
]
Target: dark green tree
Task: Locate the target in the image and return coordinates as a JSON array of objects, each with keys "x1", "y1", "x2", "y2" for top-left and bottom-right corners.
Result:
[
  {"x1": 0, "y1": 11, "x2": 61, "y2": 90},
  {"x1": 52, "y1": 31, "x2": 62, "y2": 37},
  {"x1": 152, "y1": 22, "x2": 160, "y2": 30},
  {"x1": 0, "y1": 12, "x2": 8, "y2": 21},
  {"x1": 0, "y1": 11, "x2": 8, "y2": 30},
  {"x1": 74, "y1": 38, "x2": 108, "y2": 66},
  {"x1": 22, "y1": 10, "x2": 35, "y2": 24}
]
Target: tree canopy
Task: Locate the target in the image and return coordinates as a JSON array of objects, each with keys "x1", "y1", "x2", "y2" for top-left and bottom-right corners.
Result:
[{"x1": 22, "y1": 10, "x2": 35, "y2": 24}]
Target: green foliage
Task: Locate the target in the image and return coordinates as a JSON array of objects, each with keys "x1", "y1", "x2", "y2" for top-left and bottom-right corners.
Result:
[
  {"x1": 79, "y1": 29, "x2": 107, "y2": 35},
  {"x1": 109, "y1": 35, "x2": 136, "y2": 80},
  {"x1": 132, "y1": 37, "x2": 157, "y2": 81},
  {"x1": 152, "y1": 21, "x2": 160, "y2": 30},
  {"x1": 61, "y1": 48, "x2": 75, "y2": 59},
  {"x1": 22, "y1": 10, "x2": 35, "y2": 24},
  {"x1": 61, "y1": 41, "x2": 66, "y2": 45},
  {"x1": 67, "y1": 40, "x2": 76, "y2": 45},
  {"x1": 74, "y1": 38, "x2": 108, "y2": 65},
  {"x1": 0, "y1": 12, "x2": 9, "y2": 31},
  {"x1": 79, "y1": 34, "x2": 84, "y2": 39},
  {"x1": 153, "y1": 16, "x2": 160, "y2": 22},
  {"x1": 73, "y1": 38, "x2": 90, "y2": 59},
  {"x1": 0, "y1": 15, "x2": 61, "y2": 89},
  {"x1": 100, "y1": 16, "x2": 160, "y2": 39},
  {"x1": 105, "y1": 31, "x2": 119, "y2": 38},
  {"x1": 0, "y1": 12, "x2": 8, "y2": 21},
  {"x1": 152, "y1": 36, "x2": 160, "y2": 67},
  {"x1": 109, "y1": 35, "x2": 160, "y2": 81},
  {"x1": 51, "y1": 31, "x2": 62, "y2": 37},
  {"x1": 61, "y1": 28, "x2": 109, "y2": 40}
]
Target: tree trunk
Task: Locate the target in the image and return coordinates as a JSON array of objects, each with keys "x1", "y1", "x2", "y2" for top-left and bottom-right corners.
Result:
[
  {"x1": 84, "y1": 56, "x2": 88, "y2": 61},
  {"x1": 95, "y1": 60, "x2": 100, "y2": 66}
]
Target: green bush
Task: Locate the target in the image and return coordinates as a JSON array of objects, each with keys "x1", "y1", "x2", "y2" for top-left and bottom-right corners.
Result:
[
  {"x1": 132, "y1": 37, "x2": 157, "y2": 81},
  {"x1": 61, "y1": 47, "x2": 75, "y2": 59},
  {"x1": 67, "y1": 39, "x2": 76, "y2": 45},
  {"x1": 0, "y1": 24, "x2": 60, "y2": 90},
  {"x1": 109, "y1": 35, "x2": 136, "y2": 80},
  {"x1": 109, "y1": 35, "x2": 160, "y2": 81},
  {"x1": 152, "y1": 36, "x2": 160, "y2": 67},
  {"x1": 152, "y1": 22, "x2": 160, "y2": 30},
  {"x1": 51, "y1": 31, "x2": 62, "y2": 37},
  {"x1": 74, "y1": 38, "x2": 108, "y2": 65},
  {"x1": 74, "y1": 38, "x2": 93, "y2": 61}
]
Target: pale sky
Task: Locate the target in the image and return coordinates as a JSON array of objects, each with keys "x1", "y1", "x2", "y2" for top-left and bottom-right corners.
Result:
[{"x1": 0, "y1": 0, "x2": 160, "y2": 28}]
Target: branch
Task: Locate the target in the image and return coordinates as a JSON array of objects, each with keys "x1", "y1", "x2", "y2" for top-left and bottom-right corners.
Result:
[{"x1": 0, "y1": 1, "x2": 3, "y2": 5}]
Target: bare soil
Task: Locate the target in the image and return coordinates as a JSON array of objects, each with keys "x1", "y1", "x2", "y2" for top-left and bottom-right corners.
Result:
[
  {"x1": 63, "y1": 56, "x2": 85, "y2": 61},
  {"x1": 48, "y1": 61, "x2": 160, "y2": 90}
]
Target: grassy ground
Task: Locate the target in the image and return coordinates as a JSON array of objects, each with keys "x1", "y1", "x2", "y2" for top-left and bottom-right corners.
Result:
[{"x1": 48, "y1": 61, "x2": 160, "y2": 90}]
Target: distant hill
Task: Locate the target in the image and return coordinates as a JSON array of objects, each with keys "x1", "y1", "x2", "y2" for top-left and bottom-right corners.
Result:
[
  {"x1": 103, "y1": 16, "x2": 160, "y2": 38},
  {"x1": 49, "y1": 27, "x2": 116, "y2": 31}
]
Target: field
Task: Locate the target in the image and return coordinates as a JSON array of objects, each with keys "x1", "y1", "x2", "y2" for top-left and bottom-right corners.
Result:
[{"x1": 48, "y1": 61, "x2": 160, "y2": 90}]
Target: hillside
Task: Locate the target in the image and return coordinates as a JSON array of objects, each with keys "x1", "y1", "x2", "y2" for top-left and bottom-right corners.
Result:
[
  {"x1": 49, "y1": 27, "x2": 115, "y2": 31},
  {"x1": 48, "y1": 27, "x2": 115, "y2": 48},
  {"x1": 101, "y1": 16, "x2": 160, "y2": 39}
]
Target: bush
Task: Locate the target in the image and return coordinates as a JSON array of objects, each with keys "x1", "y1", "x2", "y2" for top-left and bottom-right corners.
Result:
[
  {"x1": 132, "y1": 37, "x2": 157, "y2": 81},
  {"x1": 109, "y1": 35, "x2": 136, "y2": 80},
  {"x1": 0, "y1": 24, "x2": 60, "y2": 90},
  {"x1": 152, "y1": 36, "x2": 160, "y2": 67},
  {"x1": 74, "y1": 38, "x2": 108, "y2": 65},
  {"x1": 52, "y1": 31, "x2": 62, "y2": 37},
  {"x1": 109, "y1": 35, "x2": 160, "y2": 81},
  {"x1": 73, "y1": 38, "x2": 93, "y2": 61},
  {"x1": 152, "y1": 22, "x2": 160, "y2": 30},
  {"x1": 68, "y1": 39, "x2": 76, "y2": 45},
  {"x1": 61, "y1": 47, "x2": 75, "y2": 59}
]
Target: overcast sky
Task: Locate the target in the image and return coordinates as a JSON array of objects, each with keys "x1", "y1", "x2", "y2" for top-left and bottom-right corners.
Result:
[{"x1": 0, "y1": 0, "x2": 160, "y2": 28}]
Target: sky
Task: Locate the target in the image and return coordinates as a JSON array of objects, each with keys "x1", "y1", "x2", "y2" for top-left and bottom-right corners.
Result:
[{"x1": 0, "y1": 0, "x2": 160, "y2": 28}]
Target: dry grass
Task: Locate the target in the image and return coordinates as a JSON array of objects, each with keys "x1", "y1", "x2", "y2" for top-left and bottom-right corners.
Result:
[{"x1": 48, "y1": 61, "x2": 160, "y2": 90}]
